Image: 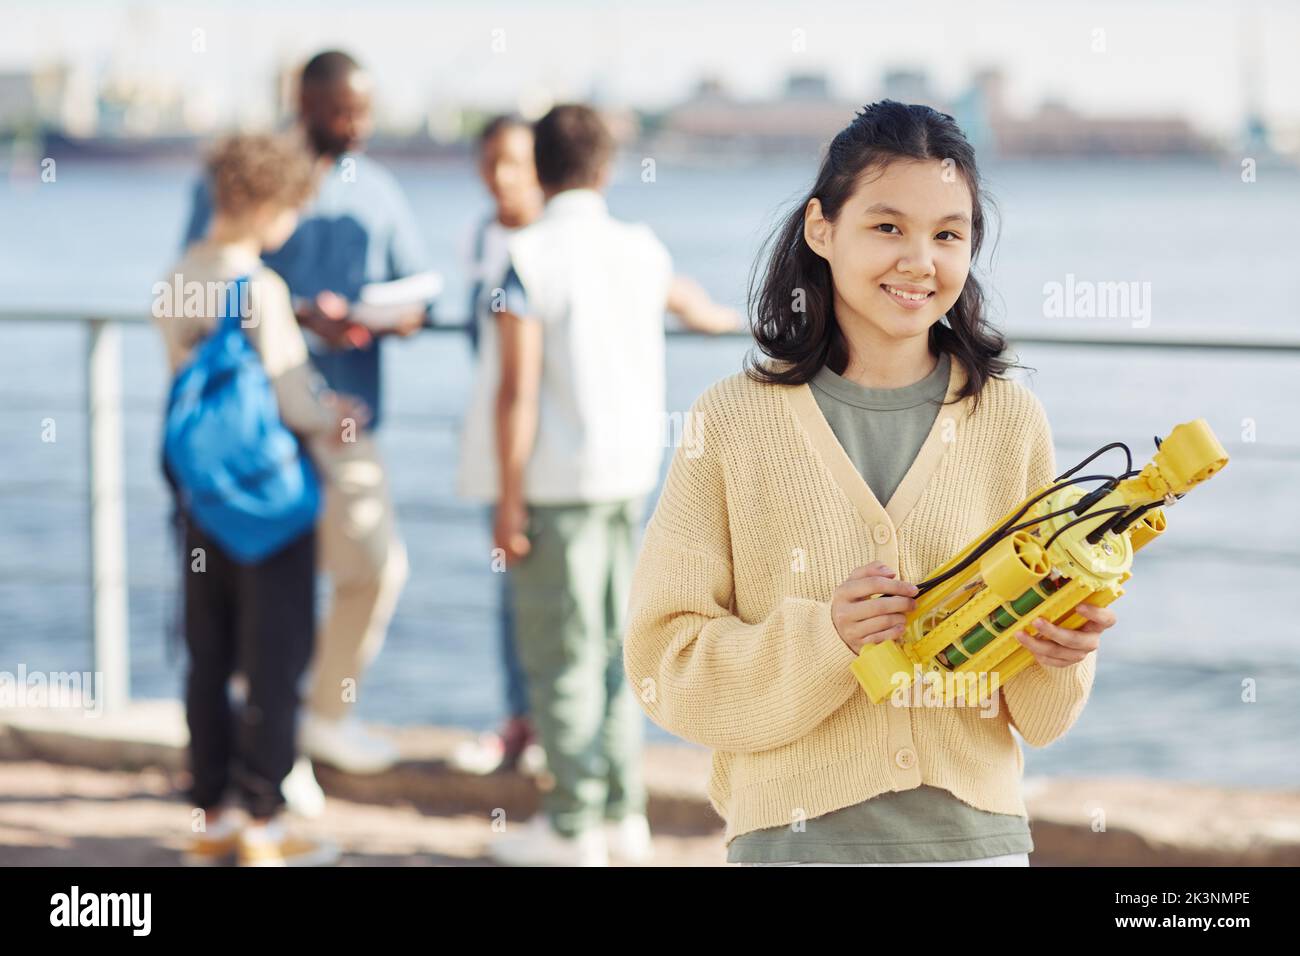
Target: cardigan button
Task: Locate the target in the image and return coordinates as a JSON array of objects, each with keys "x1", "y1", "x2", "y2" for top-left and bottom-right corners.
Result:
[
  {"x1": 894, "y1": 747, "x2": 916, "y2": 770},
  {"x1": 873, "y1": 524, "x2": 892, "y2": 545}
]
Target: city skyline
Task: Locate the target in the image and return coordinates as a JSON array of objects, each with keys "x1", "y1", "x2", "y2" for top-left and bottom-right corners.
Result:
[{"x1": 2, "y1": 0, "x2": 1298, "y2": 144}]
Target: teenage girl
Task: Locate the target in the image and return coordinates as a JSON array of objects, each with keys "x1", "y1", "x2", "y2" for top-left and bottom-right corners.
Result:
[{"x1": 623, "y1": 101, "x2": 1117, "y2": 866}]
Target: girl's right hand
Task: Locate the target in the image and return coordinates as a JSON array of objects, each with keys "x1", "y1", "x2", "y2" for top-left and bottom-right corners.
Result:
[{"x1": 832, "y1": 562, "x2": 920, "y2": 654}]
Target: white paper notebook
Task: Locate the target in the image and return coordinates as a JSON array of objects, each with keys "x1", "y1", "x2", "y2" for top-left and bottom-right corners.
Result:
[{"x1": 350, "y1": 271, "x2": 444, "y2": 329}]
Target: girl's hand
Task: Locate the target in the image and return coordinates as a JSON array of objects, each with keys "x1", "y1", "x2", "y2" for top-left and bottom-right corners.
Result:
[
  {"x1": 1015, "y1": 601, "x2": 1116, "y2": 668},
  {"x1": 832, "y1": 562, "x2": 919, "y2": 654}
]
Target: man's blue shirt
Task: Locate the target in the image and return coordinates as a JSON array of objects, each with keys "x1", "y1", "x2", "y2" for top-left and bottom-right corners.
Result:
[{"x1": 183, "y1": 151, "x2": 428, "y2": 428}]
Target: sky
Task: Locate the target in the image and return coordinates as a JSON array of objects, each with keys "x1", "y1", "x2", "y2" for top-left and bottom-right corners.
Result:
[{"x1": 3, "y1": 0, "x2": 1296, "y2": 137}]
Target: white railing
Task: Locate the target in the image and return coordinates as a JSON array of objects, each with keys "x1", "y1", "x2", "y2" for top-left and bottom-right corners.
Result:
[{"x1": 4, "y1": 307, "x2": 1299, "y2": 713}]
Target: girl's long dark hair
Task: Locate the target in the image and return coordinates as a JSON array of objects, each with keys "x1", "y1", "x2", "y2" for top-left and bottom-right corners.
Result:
[{"x1": 745, "y1": 100, "x2": 1016, "y2": 410}]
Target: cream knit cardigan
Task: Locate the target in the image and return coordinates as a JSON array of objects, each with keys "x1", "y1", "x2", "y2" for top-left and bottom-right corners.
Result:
[{"x1": 623, "y1": 356, "x2": 1097, "y2": 845}]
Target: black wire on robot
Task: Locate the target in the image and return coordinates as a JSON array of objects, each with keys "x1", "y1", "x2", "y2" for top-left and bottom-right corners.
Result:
[{"x1": 912, "y1": 437, "x2": 1172, "y2": 597}]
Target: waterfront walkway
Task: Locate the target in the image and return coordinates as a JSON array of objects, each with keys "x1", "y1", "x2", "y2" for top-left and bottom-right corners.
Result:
[{"x1": 2, "y1": 702, "x2": 1298, "y2": 867}]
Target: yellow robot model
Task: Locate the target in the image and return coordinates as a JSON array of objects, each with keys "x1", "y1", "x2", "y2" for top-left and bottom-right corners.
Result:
[{"x1": 851, "y1": 419, "x2": 1229, "y2": 704}]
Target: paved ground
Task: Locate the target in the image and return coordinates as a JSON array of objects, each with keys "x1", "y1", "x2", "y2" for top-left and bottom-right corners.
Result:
[
  {"x1": 6, "y1": 705, "x2": 1299, "y2": 867},
  {"x1": 0, "y1": 759, "x2": 728, "y2": 867}
]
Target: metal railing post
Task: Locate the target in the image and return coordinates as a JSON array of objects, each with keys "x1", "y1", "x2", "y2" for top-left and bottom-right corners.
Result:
[{"x1": 86, "y1": 318, "x2": 130, "y2": 712}]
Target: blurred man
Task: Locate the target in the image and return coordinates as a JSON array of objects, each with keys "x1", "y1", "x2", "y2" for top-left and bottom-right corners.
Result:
[
  {"x1": 183, "y1": 50, "x2": 425, "y2": 780},
  {"x1": 459, "y1": 104, "x2": 737, "y2": 865}
]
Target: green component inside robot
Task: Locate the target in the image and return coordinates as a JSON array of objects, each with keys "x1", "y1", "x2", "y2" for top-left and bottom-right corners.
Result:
[{"x1": 938, "y1": 577, "x2": 1065, "y2": 667}]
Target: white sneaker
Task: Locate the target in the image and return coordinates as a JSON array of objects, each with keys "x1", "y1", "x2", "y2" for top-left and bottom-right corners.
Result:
[
  {"x1": 238, "y1": 818, "x2": 340, "y2": 868},
  {"x1": 281, "y1": 756, "x2": 325, "y2": 818},
  {"x1": 299, "y1": 713, "x2": 399, "y2": 774},
  {"x1": 448, "y1": 733, "x2": 507, "y2": 775},
  {"x1": 447, "y1": 725, "x2": 548, "y2": 778},
  {"x1": 519, "y1": 742, "x2": 548, "y2": 778},
  {"x1": 181, "y1": 805, "x2": 246, "y2": 866},
  {"x1": 488, "y1": 815, "x2": 608, "y2": 867},
  {"x1": 604, "y1": 814, "x2": 654, "y2": 865}
]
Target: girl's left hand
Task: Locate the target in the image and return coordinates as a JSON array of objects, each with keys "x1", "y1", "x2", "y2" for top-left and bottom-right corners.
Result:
[{"x1": 1015, "y1": 602, "x2": 1116, "y2": 668}]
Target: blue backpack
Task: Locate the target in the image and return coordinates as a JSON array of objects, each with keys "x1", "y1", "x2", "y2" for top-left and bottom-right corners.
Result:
[{"x1": 163, "y1": 275, "x2": 321, "y2": 564}]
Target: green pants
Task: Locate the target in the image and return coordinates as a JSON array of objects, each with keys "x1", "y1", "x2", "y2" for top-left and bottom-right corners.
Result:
[{"x1": 510, "y1": 497, "x2": 648, "y2": 837}]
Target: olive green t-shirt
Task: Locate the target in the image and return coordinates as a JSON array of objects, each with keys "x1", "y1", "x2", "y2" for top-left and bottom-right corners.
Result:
[{"x1": 726, "y1": 350, "x2": 1033, "y2": 864}]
